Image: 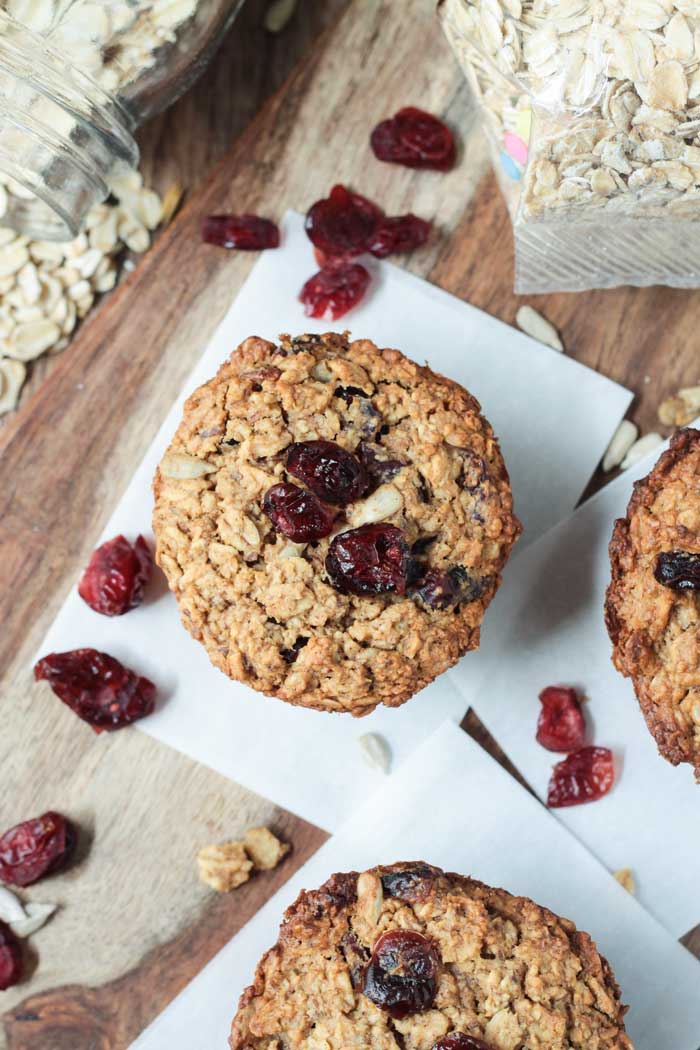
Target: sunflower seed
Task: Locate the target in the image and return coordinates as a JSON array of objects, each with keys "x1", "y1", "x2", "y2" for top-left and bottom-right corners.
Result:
[
  {"x1": 515, "y1": 305, "x2": 564, "y2": 351},
  {"x1": 621, "y1": 431, "x2": 664, "y2": 469},
  {"x1": 602, "y1": 420, "x2": 640, "y2": 472},
  {"x1": 10, "y1": 901, "x2": 57, "y2": 938},
  {"x1": 0, "y1": 886, "x2": 26, "y2": 924},
  {"x1": 358, "y1": 733, "x2": 392, "y2": 774}
]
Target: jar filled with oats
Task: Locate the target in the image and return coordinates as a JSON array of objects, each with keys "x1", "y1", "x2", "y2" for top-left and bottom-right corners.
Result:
[
  {"x1": 0, "y1": 0, "x2": 242, "y2": 239},
  {"x1": 440, "y1": 0, "x2": 700, "y2": 292}
]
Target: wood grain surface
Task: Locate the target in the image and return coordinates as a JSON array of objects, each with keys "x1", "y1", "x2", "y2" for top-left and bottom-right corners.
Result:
[{"x1": 1, "y1": 0, "x2": 698, "y2": 1047}]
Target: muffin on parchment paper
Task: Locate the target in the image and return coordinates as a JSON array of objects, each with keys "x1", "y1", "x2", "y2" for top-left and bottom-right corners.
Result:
[
  {"x1": 229, "y1": 861, "x2": 632, "y2": 1050},
  {"x1": 606, "y1": 428, "x2": 700, "y2": 774},
  {"x1": 152, "y1": 332, "x2": 520, "y2": 716}
]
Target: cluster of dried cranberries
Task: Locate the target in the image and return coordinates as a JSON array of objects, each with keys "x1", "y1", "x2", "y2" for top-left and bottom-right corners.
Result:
[
  {"x1": 36, "y1": 534, "x2": 158, "y2": 734},
  {"x1": 263, "y1": 440, "x2": 413, "y2": 596},
  {"x1": 301, "y1": 184, "x2": 432, "y2": 320},
  {"x1": 536, "y1": 685, "x2": 614, "y2": 807}
]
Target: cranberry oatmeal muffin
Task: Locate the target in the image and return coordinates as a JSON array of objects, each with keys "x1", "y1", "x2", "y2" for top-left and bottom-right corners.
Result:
[
  {"x1": 229, "y1": 861, "x2": 632, "y2": 1050},
  {"x1": 153, "y1": 332, "x2": 520, "y2": 715},
  {"x1": 606, "y1": 427, "x2": 700, "y2": 774}
]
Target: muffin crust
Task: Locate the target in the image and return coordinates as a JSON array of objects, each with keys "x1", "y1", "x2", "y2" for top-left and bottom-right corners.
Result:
[
  {"x1": 229, "y1": 861, "x2": 632, "y2": 1050},
  {"x1": 606, "y1": 427, "x2": 700, "y2": 772},
  {"x1": 153, "y1": 332, "x2": 520, "y2": 715}
]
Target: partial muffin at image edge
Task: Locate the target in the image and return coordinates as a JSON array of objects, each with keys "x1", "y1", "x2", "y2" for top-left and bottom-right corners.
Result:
[
  {"x1": 606, "y1": 427, "x2": 700, "y2": 774},
  {"x1": 228, "y1": 861, "x2": 632, "y2": 1050},
  {"x1": 152, "y1": 331, "x2": 521, "y2": 715}
]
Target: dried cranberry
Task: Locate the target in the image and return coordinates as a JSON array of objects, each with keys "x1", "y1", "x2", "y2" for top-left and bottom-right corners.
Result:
[
  {"x1": 0, "y1": 812, "x2": 76, "y2": 888},
  {"x1": 287, "y1": 440, "x2": 367, "y2": 506},
  {"x1": 78, "y1": 534, "x2": 152, "y2": 617},
  {"x1": 201, "y1": 214, "x2": 280, "y2": 250},
  {"x1": 371, "y1": 108, "x2": 456, "y2": 171},
  {"x1": 547, "y1": 747, "x2": 615, "y2": 808},
  {"x1": 363, "y1": 930, "x2": 439, "y2": 1018},
  {"x1": 0, "y1": 923, "x2": 22, "y2": 991},
  {"x1": 368, "y1": 215, "x2": 432, "y2": 258},
  {"x1": 433, "y1": 1037, "x2": 492, "y2": 1050},
  {"x1": 305, "y1": 184, "x2": 381, "y2": 257},
  {"x1": 381, "y1": 864, "x2": 438, "y2": 901},
  {"x1": 281, "y1": 637, "x2": 309, "y2": 664},
  {"x1": 357, "y1": 443, "x2": 407, "y2": 486},
  {"x1": 300, "y1": 263, "x2": 371, "y2": 321},
  {"x1": 34, "y1": 649, "x2": 156, "y2": 733},
  {"x1": 411, "y1": 569, "x2": 462, "y2": 610},
  {"x1": 536, "y1": 686, "x2": 586, "y2": 752},
  {"x1": 263, "y1": 483, "x2": 335, "y2": 541},
  {"x1": 326, "y1": 524, "x2": 410, "y2": 596},
  {"x1": 654, "y1": 550, "x2": 700, "y2": 590}
]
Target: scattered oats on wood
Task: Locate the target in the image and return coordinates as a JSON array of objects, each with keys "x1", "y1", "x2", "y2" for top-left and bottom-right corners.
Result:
[
  {"x1": 602, "y1": 419, "x2": 639, "y2": 472},
  {"x1": 196, "y1": 841, "x2": 253, "y2": 893},
  {"x1": 358, "y1": 732, "x2": 392, "y2": 774},
  {"x1": 620, "y1": 431, "x2": 664, "y2": 469},
  {"x1": 658, "y1": 384, "x2": 700, "y2": 426},
  {"x1": 243, "y1": 827, "x2": 290, "y2": 871},
  {"x1": 613, "y1": 868, "x2": 637, "y2": 895},
  {"x1": 10, "y1": 901, "x2": 57, "y2": 938},
  {"x1": 515, "y1": 305, "x2": 564, "y2": 352},
  {"x1": 264, "y1": 0, "x2": 298, "y2": 33}
]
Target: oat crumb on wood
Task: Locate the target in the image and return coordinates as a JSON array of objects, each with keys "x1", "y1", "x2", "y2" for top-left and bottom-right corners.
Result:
[{"x1": 244, "y1": 826, "x2": 290, "y2": 871}]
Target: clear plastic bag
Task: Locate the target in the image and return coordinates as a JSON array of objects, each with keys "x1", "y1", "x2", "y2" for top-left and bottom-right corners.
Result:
[{"x1": 440, "y1": 0, "x2": 700, "y2": 292}]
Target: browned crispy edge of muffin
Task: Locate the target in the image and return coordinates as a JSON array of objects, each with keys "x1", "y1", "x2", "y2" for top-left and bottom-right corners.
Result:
[
  {"x1": 606, "y1": 427, "x2": 700, "y2": 770},
  {"x1": 229, "y1": 861, "x2": 631, "y2": 1050}
]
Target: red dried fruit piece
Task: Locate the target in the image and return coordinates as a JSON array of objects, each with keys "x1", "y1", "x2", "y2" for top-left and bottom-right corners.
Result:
[
  {"x1": 654, "y1": 550, "x2": 700, "y2": 590},
  {"x1": 363, "y1": 929, "x2": 439, "y2": 1018},
  {"x1": 381, "y1": 864, "x2": 438, "y2": 901},
  {"x1": 368, "y1": 215, "x2": 432, "y2": 258},
  {"x1": 371, "y1": 107, "x2": 456, "y2": 171},
  {"x1": 78, "y1": 534, "x2": 152, "y2": 617},
  {"x1": 0, "y1": 923, "x2": 22, "y2": 991},
  {"x1": 263, "y1": 483, "x2": 335, "y2": 542},
  {"x1": 34, "y1": 649, "x2": 156, "y2": 733},
  {"x1": 433, "y1": 1038, "x2": 492, "y2": 1050},
  {"x1": 411, "y1": 569, "x2": 463, "y2": 610},
  {"x1": 547, "y1": 747, "x2": 615, "y2": 808},
  {"x1": 305, "y1": 184, "x2": 382, "y2": 257},
  {"x1": 300, "y1": 263, "x2": 370, "y2": 321},
  {"x1": 326, "y1": 524, "x2": 410, "y2": 596},
  {"x1": 537, "y1": 686, "x2": 586, "y2": 752},
  {"x1": 201, "y1": 214, "x2": 280, "y2": 250},
  {"x1": 0, "y1": 812, "x2": 76, "y2": 888},
  {"x1": 286, "y1": 440, "x2": 367, "y2": 506}
]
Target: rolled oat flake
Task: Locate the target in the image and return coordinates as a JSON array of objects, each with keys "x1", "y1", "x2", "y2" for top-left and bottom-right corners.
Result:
[{"x1": 440, "y1": 0, "x2": 700, "y2": 291}]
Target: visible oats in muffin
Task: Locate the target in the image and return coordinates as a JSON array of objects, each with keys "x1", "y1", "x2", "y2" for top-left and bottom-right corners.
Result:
[
  {"x1": 229, "y1": 861, "x2": 632, "y2": 1050},
  {"x1": 606, "y1": 427, "x2": 700, "y2": 774},
  {"x1": 153, "y1": 332, "x2": 521, "y2": 715}
]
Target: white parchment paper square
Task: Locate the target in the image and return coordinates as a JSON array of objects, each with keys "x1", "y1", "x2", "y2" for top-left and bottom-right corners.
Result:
[
  {"x1": 130, "y1": 722, "x2": 700, "y2": 1050},
  {"x1": 37, "y1": 212, "x2": 631, "y2": 832},
  {"x1": 449, "y1": 437, "x2": 700, "y2": 937}
]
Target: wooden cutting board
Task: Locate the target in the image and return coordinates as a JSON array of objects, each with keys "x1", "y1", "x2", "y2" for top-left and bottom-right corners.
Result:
[{"x1": 1, "y1": 1, "x2": 698, "y2": 1047}]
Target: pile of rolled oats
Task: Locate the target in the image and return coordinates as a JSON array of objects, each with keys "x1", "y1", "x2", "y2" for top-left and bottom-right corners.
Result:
[
  {"x1": 0, "y1": 171, "x2": 178, "y2": 416},
  {"x1": 3, "y1": 0, "x2": 199, "y2": 95},
  {"x1": 440, "y1": 0, "x2": 700, "y2": 289}
]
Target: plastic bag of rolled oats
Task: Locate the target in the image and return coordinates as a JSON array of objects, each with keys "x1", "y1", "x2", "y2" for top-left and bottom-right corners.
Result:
[{"x1": 439, "y1": 0, "x2": 700, "y2": 292}]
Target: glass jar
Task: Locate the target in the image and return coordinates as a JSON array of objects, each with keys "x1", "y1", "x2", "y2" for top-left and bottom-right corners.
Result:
[{"x1": 0, "y1": 0, "x2": 243, "y2": 239}]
